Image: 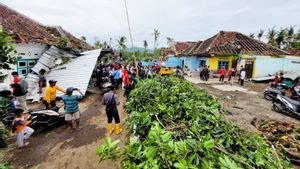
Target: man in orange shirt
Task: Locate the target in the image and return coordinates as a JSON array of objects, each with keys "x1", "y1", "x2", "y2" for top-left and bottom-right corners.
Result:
[
  {"x1": 13, "y1": 108, "x2": 34, "y2": 148},
  {"x1": 219, "y1": 66, "x2": 226, "y2": 82}
]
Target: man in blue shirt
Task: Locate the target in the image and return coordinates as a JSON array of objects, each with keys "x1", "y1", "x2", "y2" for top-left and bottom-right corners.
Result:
[
  {"x1": 112, "y1": 67, "x2": 121, "y2": 89},
  {"x1": 61, "y1": 87, "x2": 83, "y2": 132}
]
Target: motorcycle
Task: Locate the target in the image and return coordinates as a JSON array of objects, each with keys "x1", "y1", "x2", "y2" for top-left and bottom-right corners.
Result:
[
  {"x1": 28, "y1": 106, "x2": 66, "y2": 134},
  {"x1": 2, "y1": 106, "x2": 66, "y2": 134},
  {"x1": 264, "y1": 83, "x2": 300, "y2": 101},
  {"x1": 100, "y1": 77, "x2": 112, "y2": 96},
  {"x1": 264, "y1": 87, "x2": 285, "y2": 101},
  {"x1": 272, "y1": 94, "x2": 300, "y2": 120}
]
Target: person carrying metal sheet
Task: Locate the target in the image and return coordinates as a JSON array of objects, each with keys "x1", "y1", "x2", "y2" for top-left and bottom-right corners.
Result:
[{"x1": 43, "y1": 80, "x2": 65, "y2": 109}]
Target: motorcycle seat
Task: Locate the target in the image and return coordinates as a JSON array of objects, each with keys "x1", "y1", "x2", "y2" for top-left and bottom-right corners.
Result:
[{"x1": 285, "y1": 96, "x2": 300, "y2": 106}]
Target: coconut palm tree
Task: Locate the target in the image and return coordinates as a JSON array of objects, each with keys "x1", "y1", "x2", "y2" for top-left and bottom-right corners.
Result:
[
  {"x1": 267, "y1": 27, "x2": 277, "y2": 47},
  {"x1": 286, "y1": 26, "x2": 295, "y2": 49},
  {"x1": 143, "y1": 40, "x2": 148, "y2": 53},
  {"x1": 249, "y1": 33, "x2": 255, "y2": 38},
  {"x1": 257, "y1": 29, "x2": 264, "y2": 41},
  {"x1": 166, "y1": 37, "x2": 174, "y2": 47},
  {"x1": 275, "y1": 28, "x2": 286, "y2": 49},
  {"x1": 152, "y1": 29, "x2": 160, "y2": 50},
  {"x1": 80, "y1": 36, "x2": 87, "y2": 41},
  {"x1": 117, "y1": 36, "x2": 127, "y2": 51}
]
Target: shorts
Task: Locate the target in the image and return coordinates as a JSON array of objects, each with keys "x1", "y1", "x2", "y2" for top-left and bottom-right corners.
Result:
[{"x1": 65, "y1": 111, "x2": 80, "y2": 121}]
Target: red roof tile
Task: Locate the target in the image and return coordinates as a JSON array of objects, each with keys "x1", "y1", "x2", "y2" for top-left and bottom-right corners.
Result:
[
  {"x1": 172, "y1": 41, "x2": 196, "y2": 54},
  {"x1": 286, "y1": 49, "x2": 300, "y2": 56},
  {"x1": 0, "y1": 3, "x2": 93, "y2": 52},
  {"x1": 192, "y1": 31, "x2": 289, "y2": 56}
]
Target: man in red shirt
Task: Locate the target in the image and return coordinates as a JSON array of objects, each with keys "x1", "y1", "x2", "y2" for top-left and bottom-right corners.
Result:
[{"x1": 219, "y1": 66, "x2": 226, "y2": 82}]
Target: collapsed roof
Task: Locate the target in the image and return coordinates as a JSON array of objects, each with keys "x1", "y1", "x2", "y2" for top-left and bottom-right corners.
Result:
[
  {"x1": 0, "y1": 3, "x2": 93, "y2": 53},
  {"x1": 171, "y1": 41, "x2": 196, "y2": 54},
  {"x1": 181, "y1": 31, "x2": 290, "y2": 57}
]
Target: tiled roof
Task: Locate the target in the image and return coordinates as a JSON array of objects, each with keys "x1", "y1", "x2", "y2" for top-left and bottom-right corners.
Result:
[
  {"x1": 45, "y1": 26, "x2": 94, "y2": 52},
  {"x1": 172, "y1": 41, "x2": 196, "y2": 54},
  {"x1": 191, "y1": 31, "x2": 289, "y2": 56},
  {"x1": 0, "y1": 3, "x2": 93, "y2": 52},
  {"x1": 180, "y1": 41, "x2": 203, "y2": 56},
  {"x1": 286, "y1": 49, "x2": 300, "y2": 56}
]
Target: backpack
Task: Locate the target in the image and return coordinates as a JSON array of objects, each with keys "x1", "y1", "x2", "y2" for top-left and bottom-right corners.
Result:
[
  {"x1": 19, "y1": 78, "x2": 29, "y2": 94},
  {"x1": 106, "y1": 94, "x2": 118, "y2": 113}
]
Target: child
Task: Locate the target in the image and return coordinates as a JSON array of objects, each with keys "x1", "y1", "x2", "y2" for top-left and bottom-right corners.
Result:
[
  {"x1": 61, "y1": 87, "x2": 83, "y2": 131},
  {"x1": 13, "y1": 108, "x2": 34, "y2": 148}
]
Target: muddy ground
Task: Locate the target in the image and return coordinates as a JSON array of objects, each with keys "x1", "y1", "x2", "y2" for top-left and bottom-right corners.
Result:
[
  {"x1": 0, "y1": 89, "x2": 128, "y2": 169},
  {"x1": 0, "y1": 80, "x2": 299, "y2": 169}
]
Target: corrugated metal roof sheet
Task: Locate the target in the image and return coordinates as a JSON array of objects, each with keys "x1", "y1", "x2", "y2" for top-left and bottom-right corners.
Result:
[
  {"x1": 31, "y1": 46, "x2": 76, "y2": 74},
  {"x1": 46, "y1": 49, "x2": 101, "y2": 97}
]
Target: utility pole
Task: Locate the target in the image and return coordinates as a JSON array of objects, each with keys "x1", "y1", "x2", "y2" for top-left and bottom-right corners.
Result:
[{"x1": 123, "y1": 0, "x2": 138, "y2": 76}]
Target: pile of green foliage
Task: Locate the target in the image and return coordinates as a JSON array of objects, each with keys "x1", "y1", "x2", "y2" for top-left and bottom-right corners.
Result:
[
  {"x1": 0, "y1": 97, "x2": 9, "y2": 148},
  {"x1": 0, "y1": 163, "x2": 11, "y2": 169},
  {"x1": 97, "y1": 77, "x2": 290, "y2": 168},
  {"x1": 0, "y1": 26, "x2": 17, "y2": 70}
]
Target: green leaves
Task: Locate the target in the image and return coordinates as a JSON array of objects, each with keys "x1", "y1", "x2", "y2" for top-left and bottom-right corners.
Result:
[
  {"x1": 0, "y1": 28, "x2": 17, "y2": 69},
  {"x1": 96, "y1": 137, "x2": 120, "y2": 163},
  {"x1": 203, "y1": 139, "x2": 215, "y2": 150},
  {"x1": 97, "y1": 76, "x2": 290, "y2": 169},
  {"x1": 219, "y1": 155, "x2": 243, "y2": 169}
]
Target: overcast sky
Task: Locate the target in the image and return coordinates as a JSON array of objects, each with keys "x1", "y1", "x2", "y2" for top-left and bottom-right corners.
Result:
[{"x1": 1, "y1": 0, "x2": 300, "y2": 48}]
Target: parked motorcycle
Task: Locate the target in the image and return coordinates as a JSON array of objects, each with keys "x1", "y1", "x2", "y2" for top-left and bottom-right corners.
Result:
[
  {"x1": 2, "y1": 106, "x2": 66, "y2": 134},
  {"x1": 272, "y1": 94, "x2": 300, "y2": 120},
  {"x1": 100, "y1": 77, "x2": 112, "y2": 96},
  {"x1": 28, "y1": 107, "x2": 66, "y2": 134},
  {"x1": 264, "y1": 87, "x2": 285, "y2": 101}
]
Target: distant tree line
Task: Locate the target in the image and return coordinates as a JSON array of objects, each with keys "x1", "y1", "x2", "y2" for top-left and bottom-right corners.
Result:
[{"x1": 249, "y1": 26, "x2": 300, "y2": 49}]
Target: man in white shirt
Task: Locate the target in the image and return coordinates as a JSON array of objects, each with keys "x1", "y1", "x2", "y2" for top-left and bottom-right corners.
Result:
[{"x1": 240, "y1": 68, "x2": 246, "y2": 86}]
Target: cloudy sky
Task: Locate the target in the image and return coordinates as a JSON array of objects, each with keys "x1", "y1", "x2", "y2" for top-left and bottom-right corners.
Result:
[{"x1": 1, "y1": 0, "x2": 300, "y2": 48}]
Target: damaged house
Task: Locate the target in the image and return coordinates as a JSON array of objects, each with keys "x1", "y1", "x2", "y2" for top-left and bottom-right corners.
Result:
[
  {"x1": 178, "y1": 31, "x2": 300, "y2": 79},
  {"x1": 0, "y1": 3, "x2": 105, "y2": 100}
]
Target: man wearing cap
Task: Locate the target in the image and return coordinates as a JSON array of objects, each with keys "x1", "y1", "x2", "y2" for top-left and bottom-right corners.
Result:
[
  {"x1": 43, "y1": 80, "x2": 65, "y2": 109},
  {"x1": 61, "y1": 87, "x2": 83, "y2": 131}
]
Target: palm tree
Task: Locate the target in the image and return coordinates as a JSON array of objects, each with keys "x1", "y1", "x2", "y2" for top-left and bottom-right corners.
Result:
[
  {"x1": 80, "y1": 36, "x2": 87, "y2": 41},
  {"x1": 267, "y1": 27, "x2": 277, "y2": 47},
  {"x1": 275, "y1": 28, "x2": 286, "y2": 49},
  {"x1": 257, "y1": 29, "x2": 264, "y2": 41},
  {"x1": 152, "y1": 29, "x2": 160, "y2": 50},
  {"x1": 286, "y1": 26, "x2": 295, "y2": 49},
  {"x1": 166, "y1": 37, "x2": 174, "y2": 47},
  {"x1": 249, "y1": 33, "x2": 255, "y2": 38},
  {"x1": 143, "y1": 40, "x2": 148, "y2": 53},
  {"x1": 117, "y1": 36, "x2": 127, "y2": 51}
]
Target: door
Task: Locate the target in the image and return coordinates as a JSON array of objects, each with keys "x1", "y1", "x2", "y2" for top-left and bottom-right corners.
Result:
[
  {"x1": 244, "y1": 60, "x2": 254, "y2": 78},
  {"x1": 200, "y1": 60, "x2": 206, "y2": 67}
]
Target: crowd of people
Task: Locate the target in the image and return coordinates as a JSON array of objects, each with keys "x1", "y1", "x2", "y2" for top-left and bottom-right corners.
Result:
[
  {"x1": 199, "y1": 65, "x2": 246, "y2": 86},
  {"x1": 0, "y1": 71, "x2": 86, "y2": 148}
]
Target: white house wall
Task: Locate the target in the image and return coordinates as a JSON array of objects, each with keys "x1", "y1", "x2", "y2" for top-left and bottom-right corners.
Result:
[
  {"x1": 254, "y1": 55, "x2": 300, "y2": 78},
  {"x1": 14, "y1": 43, "x2": 49, "y2": 59}
]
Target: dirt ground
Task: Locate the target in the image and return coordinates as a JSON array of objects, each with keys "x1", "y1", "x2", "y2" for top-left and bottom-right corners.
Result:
[
  {"x1": 0, "y1": 89, "x2": 128, "y2": 169},
  {"x1": 195, "y1": 80, "x2": 300, "y2": 132},
  {"x1": 1, "y1": 80, "x2": 299, "y2": 169}
]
